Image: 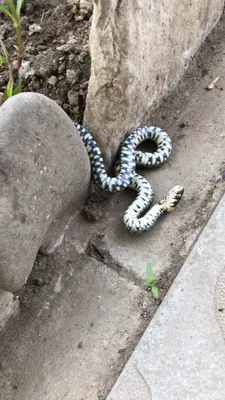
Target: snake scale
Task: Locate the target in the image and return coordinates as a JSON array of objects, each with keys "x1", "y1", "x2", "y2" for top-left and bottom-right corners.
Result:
[{"x1": 74, "y1": 123, "x2": 184, "y2": 233}]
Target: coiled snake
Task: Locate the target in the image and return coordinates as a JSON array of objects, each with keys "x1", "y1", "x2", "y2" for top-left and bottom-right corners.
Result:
[{"x1": 74, "y1": 123, "x2": 184, "y2": 233}]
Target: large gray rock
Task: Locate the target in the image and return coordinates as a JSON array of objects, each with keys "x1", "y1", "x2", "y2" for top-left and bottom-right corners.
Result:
[
  {"x1": 0, "y1": 93, "x2": 90, "y2": 292},
  {"x1": 84, "y1": 0, "x2": 224, "y2": 166}
]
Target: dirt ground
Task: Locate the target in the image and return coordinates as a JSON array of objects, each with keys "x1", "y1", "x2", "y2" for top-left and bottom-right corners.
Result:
[
  {"x1": 1, "y1": 2, "x2": 225, "y2": 400},
  {"x1": 0, "y1": 0, "x2": 91, "y2": 122}
]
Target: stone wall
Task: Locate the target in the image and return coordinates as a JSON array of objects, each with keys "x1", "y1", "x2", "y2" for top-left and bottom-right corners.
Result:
[{"x1": 84, "y1": 0, "x2": 224, "y2": 166}]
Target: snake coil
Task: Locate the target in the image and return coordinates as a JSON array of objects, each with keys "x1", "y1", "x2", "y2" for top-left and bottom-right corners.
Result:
[{"x1": 75, "y1": 123, "x2": 184, "y2": 233}]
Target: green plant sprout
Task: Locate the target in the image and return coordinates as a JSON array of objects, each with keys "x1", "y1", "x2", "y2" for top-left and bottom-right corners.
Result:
[
  {"x1": 144, "y1": 263, "x2": 160, "y2": 299},
  {"x1": 0, "y1": 0, "x2": 24, "y2": 101},
  {"x1": 0, "y1": 0, "x2": 24, "y2": 68},
  {"x1": 0, "y1": 50, "x2": 6, "y2": 65},
  {"x1": 0, "y1": 38, "x2": 21, "y2": 100}
]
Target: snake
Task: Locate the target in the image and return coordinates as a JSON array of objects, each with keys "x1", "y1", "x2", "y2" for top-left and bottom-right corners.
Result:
[{"x1": 74, "y1": 123, "x2": 184, "y2": 233}]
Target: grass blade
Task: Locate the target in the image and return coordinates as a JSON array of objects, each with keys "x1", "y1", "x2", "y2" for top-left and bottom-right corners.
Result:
[
  {"x1": 0, "y1": 4, "x2": 16, "y2": 23},
  {"x1": 146, "y1": 263, "x2": 155, "y2": 283},
  {"x1": 4, "y1": 79, "x2": 13, "y2": 100},
  {"x1": 3, "y1": 87, "x2": 8, "y2": 101},
  {"x1": 6, "y1": 0, "x2": 18, "y2": 25},
  {"x1": 151, "y1": 286, "x2": 159, "y2": 300},
  {"x1": 16, "y1": 0, "x2": 24, "y2": 17},
  {"x1": 7, "y1": 79, "x2": 13, "y2": 97},
  {"x1": 13, "y1": 80, "x2": 22, "y2": 95},
  {"x1": 0, "y1": 52, "x2": 6, "y2": 65}
]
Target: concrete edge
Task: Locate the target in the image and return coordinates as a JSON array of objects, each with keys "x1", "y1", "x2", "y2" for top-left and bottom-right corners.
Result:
[{"x1": 107, "y1": 192, "x2": 225, "y2": 399}]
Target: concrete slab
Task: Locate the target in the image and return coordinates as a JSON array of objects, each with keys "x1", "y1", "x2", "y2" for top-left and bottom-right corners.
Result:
[
  {"x1": 107, "y1": 193, "x2": 225, "y2": 400},
  {"x1": 0, "y1": 253, "x2": 154, "y2": 400},
  {"x1": 72, "y1": 12, "x2": 225, "y2": 284}
]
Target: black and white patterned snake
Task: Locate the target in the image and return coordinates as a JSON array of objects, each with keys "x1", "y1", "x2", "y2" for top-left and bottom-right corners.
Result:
[{"x1": 74, "y1": 123, "x2": 184, "y2": 233}]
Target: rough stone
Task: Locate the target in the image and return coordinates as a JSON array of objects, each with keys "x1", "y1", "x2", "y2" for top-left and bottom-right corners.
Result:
[
  {"x1": 47, "y1": 75, "x2": 58, "y2": 86},
  {"x1": 67, "y1": 90, "x2": 79, "y2": 106},
  {"x1": 25, "y1": 2, "x2": 34, "y2": 15},
  {"x1": 66, "y1": 69, "x2": 79, "y2": 84},
  {"x1": 67, "y1": 0, "x2": 93, "y2": 12},
  {"x1": 0, "y1": 290, "x2": 19, "y2": 331},
  {"x1": 0, "y1": 93, "x2": 90, "y2": 292},
  {"x1": 33, "y1": 48, "x2": 59, "y2": 78},
  {"x1": 84, "y1": 0, "x2": 224, "y2": 166}
]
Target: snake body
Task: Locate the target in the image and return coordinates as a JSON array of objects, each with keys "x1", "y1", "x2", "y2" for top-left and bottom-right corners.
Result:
[{"x1": 74, "y1": 123, "x2": 184, "y2": 233}]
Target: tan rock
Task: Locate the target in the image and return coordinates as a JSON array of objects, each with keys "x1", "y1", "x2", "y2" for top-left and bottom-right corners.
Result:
[{"x1": 84, "y1": 0, "x2": 224, "y2": 166}]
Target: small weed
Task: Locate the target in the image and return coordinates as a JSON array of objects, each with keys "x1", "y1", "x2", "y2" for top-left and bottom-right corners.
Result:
[
  {"x1": 144, "y1": 263, "x2": 160, "y2": 299},
  {"x1": 0, "y1": 50, "x2": 6, "y2": 65},
  {"x1": 0, "y1": 38, "x2": 21, "y2": 101},
  {"x1": 0, "y1": 0, "x2": 24, "y2": 68},
  {"x1": 0, "y1": 0, "x2": 24, "y2": 101}
]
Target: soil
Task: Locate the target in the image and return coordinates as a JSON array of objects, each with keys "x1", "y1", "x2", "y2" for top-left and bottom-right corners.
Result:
[{"x1": 0, "y1": 0, "x2": 92, "y2": 123}]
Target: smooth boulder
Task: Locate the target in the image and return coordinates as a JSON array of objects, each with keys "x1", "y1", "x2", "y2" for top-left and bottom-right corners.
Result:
[{"x1": 0, "y1": 92, "x2": 91, "y2": 292}]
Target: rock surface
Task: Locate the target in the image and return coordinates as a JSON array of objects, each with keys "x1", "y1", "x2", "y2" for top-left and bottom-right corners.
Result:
[
  {"x1": 84, "y1": 0, "x2": 224, "y2": 166},
  {"x1": 0, "y1": 93, "x2": 90, "y2": 292},
  {"x1": 0, "y1": 290, "x2": 19, "y2": 331}
]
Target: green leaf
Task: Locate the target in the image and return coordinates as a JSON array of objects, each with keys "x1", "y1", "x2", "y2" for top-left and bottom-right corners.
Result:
[
  {"x1": 151, "y1": 286, "x2": 160, "y2": 299},
  {"x1": 3, "y1": 86, "x2": 8, "y2": 101},
  {"x1": 16, "y1": 0, "x2": 24, "y2": 17},
  {"x1": 3, "y1": 86, "x2": 9, "y2": 101},
  {"x1": 0, "y1": 4, "x2": 14, "y2": 20},
  {"x1": 144, "y1": 281, "x2": 150, "y2": 286},
  {"x1": 0, "y1": 53, "x2": 6, "y2": 65},
  {"x1": 0, "y1": 4, "x2": 17, "y2": 24},
  {"x1": 146, "y1": 263, "x2": 156, "y2": 284},
  {"x1": 4, "y1": 79, "x2": 13, "y2": 100},
  {"x1": 7, "y1": 80, "x2": 13, "y2": 97},
  {"x1": 13, "y1": 80, "x2": 22, "y2": 95}
]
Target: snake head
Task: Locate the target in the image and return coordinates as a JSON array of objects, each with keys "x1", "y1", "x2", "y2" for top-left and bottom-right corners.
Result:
[
  {"x1": 158, "y1": 185, "x2": 184, "y2": 212},
  {"x1": 165, "y1": 185, "x2": 184, "y2": 212}
]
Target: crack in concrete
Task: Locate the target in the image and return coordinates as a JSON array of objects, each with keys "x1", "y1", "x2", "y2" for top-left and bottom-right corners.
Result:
[{"x1": 135, "y1": 363, "x2": 152, "y2": 399}]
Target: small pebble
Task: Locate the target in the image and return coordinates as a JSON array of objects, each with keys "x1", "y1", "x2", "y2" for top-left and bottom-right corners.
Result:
[
  {"x1": 29, "y1": 23, "x2": 42, "y2": 35},
  {"x1": 58, "y1": 62, "x2": 66, "y2": 74},
  {"x1": 25, "y1": 2, "x2": 34, "y2": 15},
  {"x1": 66, "y1": 69, "x2": 78, "y2": 84},
  {"x1": 67, "y1": 90, "x2": 79, "y2": 106},
  {"x1": 118, "y1": 348, "x2": 126, "y2": 353},
  {"x1": 47, "y1": 76, "x2": 58, "y2": 86}
]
